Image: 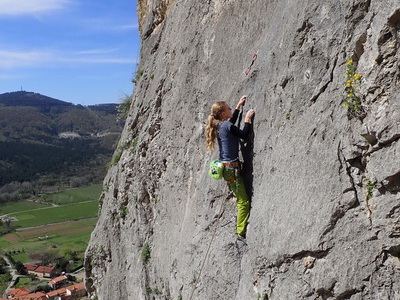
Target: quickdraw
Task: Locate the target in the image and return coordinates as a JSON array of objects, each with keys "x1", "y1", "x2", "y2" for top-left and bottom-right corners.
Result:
[{"x1": 244, "y1": 52, "x2": 258, "y2": 75}]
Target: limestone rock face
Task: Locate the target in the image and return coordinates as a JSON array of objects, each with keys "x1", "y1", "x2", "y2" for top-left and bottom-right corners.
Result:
[{"x1": 85, "y1": 1, "x2": 400, "y2": 299}]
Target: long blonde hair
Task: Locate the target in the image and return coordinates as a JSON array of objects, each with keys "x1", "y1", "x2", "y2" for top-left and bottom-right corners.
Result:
[{"x1": 205, "y1": 101, "x2": 226, "y2": 151}]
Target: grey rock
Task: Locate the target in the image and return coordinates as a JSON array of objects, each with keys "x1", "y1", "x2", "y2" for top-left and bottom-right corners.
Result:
[{"x1": 85, "y1": 1, "x2": 400, "y2": 299}]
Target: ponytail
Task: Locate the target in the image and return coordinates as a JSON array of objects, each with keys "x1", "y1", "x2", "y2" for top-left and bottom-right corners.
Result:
[{"x1": 205, "y1": 101, "x2": 226, "y2": 152}]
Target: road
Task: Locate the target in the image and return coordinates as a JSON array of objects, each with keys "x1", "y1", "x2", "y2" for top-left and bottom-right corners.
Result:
[{"x1": 1, "y1": 254, "x2": 23, "y2": 298}]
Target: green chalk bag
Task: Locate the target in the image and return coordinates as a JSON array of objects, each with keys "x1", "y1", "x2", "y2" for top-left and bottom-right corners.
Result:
[{"x1": 209, "y1": 159, "x2": 224, "y2": 180}]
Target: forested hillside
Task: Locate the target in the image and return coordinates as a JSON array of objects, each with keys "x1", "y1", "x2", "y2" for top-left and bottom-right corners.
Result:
[{"x1": 0, "y1": 91, "x2": 124, "y2": 202}]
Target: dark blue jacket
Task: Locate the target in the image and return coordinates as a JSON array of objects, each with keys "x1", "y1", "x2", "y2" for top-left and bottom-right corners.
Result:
[{"x1": 218, "y1": 109, "x2": 251, "y2": 162}]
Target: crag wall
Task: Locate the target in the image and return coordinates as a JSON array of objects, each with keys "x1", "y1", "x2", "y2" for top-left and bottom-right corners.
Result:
[{"x1": 85, "y1": 0, "x2": 400, "y2": 299}]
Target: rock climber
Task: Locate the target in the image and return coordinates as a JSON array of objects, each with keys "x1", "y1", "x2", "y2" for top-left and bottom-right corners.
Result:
[{"x1": 206, "y1": 95, "x2": 255, "y2": 241}]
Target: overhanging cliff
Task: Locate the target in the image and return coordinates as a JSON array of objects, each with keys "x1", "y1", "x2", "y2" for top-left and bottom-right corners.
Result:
[{"x1": 85, "y1": 0, "x2": 400, "y2": 299}]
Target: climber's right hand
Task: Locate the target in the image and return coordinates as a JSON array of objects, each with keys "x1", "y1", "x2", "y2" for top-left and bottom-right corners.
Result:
[
  {"x1": 237, "y1": 95, "x2": 247, "y2": 108},
  {"x1": 245, "y1": 109, "x2": 255, "y2": 123}
]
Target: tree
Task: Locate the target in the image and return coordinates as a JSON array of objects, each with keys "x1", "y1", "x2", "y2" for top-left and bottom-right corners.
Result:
[
  {"x1": 40, "y1": 251, "x2": 57, "y2": 266},
  {"x1": 14, "y1": 261, "x2": 26, "y2": 275}
]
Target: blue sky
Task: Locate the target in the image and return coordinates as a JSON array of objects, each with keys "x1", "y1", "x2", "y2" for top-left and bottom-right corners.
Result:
[{"x1": 0, "y1": 0, "x2": 140, "y2": 105}]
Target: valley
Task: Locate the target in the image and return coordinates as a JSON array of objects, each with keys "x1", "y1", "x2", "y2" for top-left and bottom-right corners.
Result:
[{"x1": 0, "y1": 184, "x2": 102, "y2": 295}]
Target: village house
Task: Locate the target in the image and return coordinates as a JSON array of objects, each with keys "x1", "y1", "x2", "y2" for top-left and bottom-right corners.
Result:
[
  {"x1": 65, "y1": 282, "x2": 86, "y2": 298},
  {"x1": 31, "y1": 266, "x2": 55, "y2": 278},
  {"x1": 16, "y1": 292, "x2": 47, "y2": 300},
  {"x1": 45, "y1": 288, "x2": 66, "y2": 300},
  {"x1": 6, "y1": 287, "x2": 30, "y2": 299},
  {"x1": 5, "y1": 273, "x2": 86, "y2": 300},
  {"x1": 23, "y1": 264, "x2": 38, "y2": 273},
  {"x1": 23, "y1": 265, "x2": 56, "y2": 278},
  {"x1": 48, "y1": 276, "x2": 67, "y2": 290},
  {"x1": 44, "y1": 282, "x2": 86, "y2": 300}
]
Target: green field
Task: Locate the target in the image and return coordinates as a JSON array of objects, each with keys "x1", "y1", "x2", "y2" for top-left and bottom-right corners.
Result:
[
  {"x1": 0, "y1": 201, "x2": 51, "y2": 215},
  {"x1": 14, "y1": 277, "x2": 47, "y2": 288},
  {"x1": 1, "y1": 218, "x2": 97, "y2": 263},
  {"x1": 0, "y1": 273, "x2": 11, "y2": 294},
  {"x1": 9, "y1": 201, "x2": 99, "y2": 228},
  {"x1": 41, "y1": 184, "x2": 102, "y2": 205},
  {"x1": 0, "y1": 184, "x2": 102, "y2": 264},
  {"x1": 0, "y1": 237, "x2": 10, "y2": 249}
]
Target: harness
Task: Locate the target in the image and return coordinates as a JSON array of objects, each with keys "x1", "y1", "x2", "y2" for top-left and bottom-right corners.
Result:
[
  {"x1": 222, "y1": 161, "x2": 240, "y2": 168},
  {"x1": 222, "y1": 160, "x2": 241, "y2": 186}
]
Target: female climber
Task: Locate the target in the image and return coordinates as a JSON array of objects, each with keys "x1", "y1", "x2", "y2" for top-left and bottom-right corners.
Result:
[{"x1": 206, "y1": 95, "x2": 255, "y2": 241}]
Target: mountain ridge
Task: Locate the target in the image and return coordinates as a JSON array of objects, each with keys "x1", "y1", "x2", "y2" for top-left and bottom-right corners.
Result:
[
  {"x1": 0, "y1": 91, "x2": 124, "y2": 192},
  {"x1": 0, "y1": 91, "x2": 116, "y2": 108}
]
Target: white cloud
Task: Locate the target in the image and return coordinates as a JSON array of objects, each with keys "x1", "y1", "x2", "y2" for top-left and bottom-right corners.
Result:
[
  {"x1": 0, "y1": 73, "x2": 23, "y2": 80},
  {"x1": 0, "y1": 0, "x2": 72, "y2": 16},
  {"x1": 81, "y1": 19, "x2": 139, "y2": 33},
  {"x1": 76, "y1": 48, "x2": 119, "y2": 55},
  {"x1": 0, "y1": 50, "x2": 49, "y2": 68},
  {"x1": 0, "y1": 49, "x2": 133, "y2": 69},
  {"x1": 111, "y1": 23, "x2": 139, "y2": 31}
]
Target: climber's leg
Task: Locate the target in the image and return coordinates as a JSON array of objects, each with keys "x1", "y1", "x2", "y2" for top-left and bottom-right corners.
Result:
[
  {"x1": 231, "y1": 176, "x2": 250, "y2": 237},
  {"x1": 224, "y1": 168, "x2": 250, "y2": 237}
]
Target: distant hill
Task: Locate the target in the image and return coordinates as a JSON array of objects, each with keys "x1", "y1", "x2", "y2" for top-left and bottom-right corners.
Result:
[
  {"x1": 0, "y1": 91, "x2": 124, "y2": 194},
  {"x1": 0, "y1": 91, "x2": 74, "y2": 107}
]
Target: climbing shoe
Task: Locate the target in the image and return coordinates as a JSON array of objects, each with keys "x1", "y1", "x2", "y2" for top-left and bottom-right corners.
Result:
[
  {"x1": 235, "y1": 234, "x2": 247, "y2": 247},
  {"x1": 236, "y1": 234, "x2": 247, "y2": 243}
]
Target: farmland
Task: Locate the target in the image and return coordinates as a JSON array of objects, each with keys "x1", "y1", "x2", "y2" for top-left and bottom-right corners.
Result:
[
  {"x1": 0, "y1": 184, "x2": 102, "y2": 263},
  {"x1": 0, "y1": 201, "x2": 50, "y2": 215},
  {"x1": 1, "y1": 218, "x2": 97, "y2": 263},
  {"x1": 8, "y1": 201, "x2": 99, "y2": 228}
]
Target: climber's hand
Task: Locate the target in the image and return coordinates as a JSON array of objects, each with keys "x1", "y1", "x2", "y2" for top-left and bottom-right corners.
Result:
[
  {"x1": 245, "y1": 109, "x2": 255, "y2": 123},
  {"x1": 237, "y1": 95, "x2": 247, "y2": 109}
]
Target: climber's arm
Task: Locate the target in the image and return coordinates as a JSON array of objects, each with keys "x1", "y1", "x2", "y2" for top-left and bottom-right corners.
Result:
[{"x1": 230, "y1": 122, "x2": 251, "y2": 139}]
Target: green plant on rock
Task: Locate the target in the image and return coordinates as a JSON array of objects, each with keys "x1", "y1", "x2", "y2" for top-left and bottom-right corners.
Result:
[
  {"x1": 153, "y1": 287, "x2": 161, "y2": 295},
  {"x1": 365, "y1": 178, "x2": 375, "y2": 201},
  {"x1": 130, "y1": 137, "x2": 138, "y2": 154},
  {"x1": 343, "y1": 59, "x2": 364, "y2": 116},
  {"x1": 112, "y1": 150, "x2": 122, "y2": 165},
  {"x1": 117, "y1": 94, "x2": 132, "y2": 120},
  {"x1": 119, "y1": 204, "x2": 129, "y2": 219},
  {"x1": 132, "y1": 69, "x2": 145, "y2": 84},
  {"x1": 112, "y1": 141, "x2": 132, "y2": 166},
  {"x1": 141, "y1": 242, "x2": 151, "y2": 263},
  {"x1": 146, "y1": 286, "x2": 162, "y2": 295},
  {"x1": 364, "y1": 178, "x2": 375, "y2": 219}
]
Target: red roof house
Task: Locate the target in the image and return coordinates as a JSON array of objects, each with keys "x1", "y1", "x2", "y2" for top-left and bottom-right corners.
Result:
[
  {"x1": 31, "y1": 266, "x2": 55, "y2": 278},
  {"x1": 65, "y1": 282, "x2": 86, "y2": 298},
  {"x1": 45, "y1": 288, "x2": 67, "y2": 300},
  {"x1": 23, "y1": 264, "x2": 38, "y2": 272},
  {"x1": 6, "y1": 287, "x2": 30, "y2": 298},
  {"x1": 18, "y1": 291, "x2": 47, "y2": 300},
  {"x1": 48, "y1": 275, "x2": 68, "y2": 290}
]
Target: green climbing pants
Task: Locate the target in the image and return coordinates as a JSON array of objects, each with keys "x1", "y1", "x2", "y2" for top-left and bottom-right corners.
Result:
[{"x1": 223, "y1": 167, "x2": 250, "y2": 237}]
